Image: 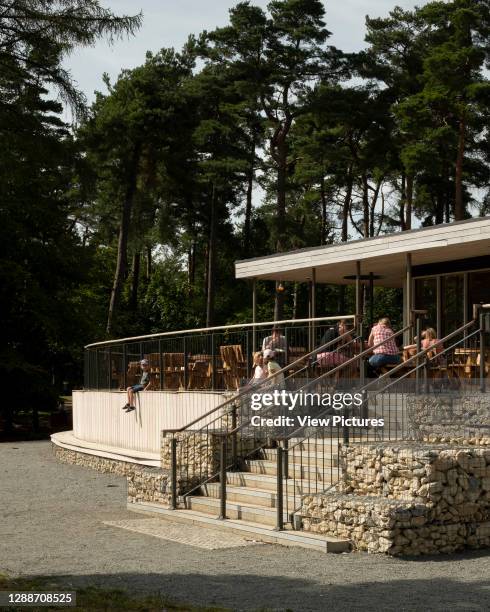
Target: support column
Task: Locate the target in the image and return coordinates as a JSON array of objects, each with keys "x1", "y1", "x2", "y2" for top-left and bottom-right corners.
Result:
[
  {"x1": 436, "y1": 276, "x2": 442, "y2": 339},
  {"x1": 355, "y1": 261, "x2": 362, "y2": 335},
  {"x1": 369, "y1": 272, "x2": 374, "y2": 328},
  {"x1": 308, "y1": 278, "x2": 313, "y2": 351},
  {"x1": 405, "y1": 253, "x2": 412, "y2": 345},
  {"x1": 252, "y1": 278, "x2": 257, "y2": 353},
  {"x1": 311, "y1": 267, "x2": 317, "y2": 350}
]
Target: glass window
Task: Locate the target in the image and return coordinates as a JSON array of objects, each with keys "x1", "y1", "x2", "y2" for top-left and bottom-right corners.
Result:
[
  {"x1": 442, "y1": 274, "x2": 464, "y2": 336},
  {"x1": 414, "y1": 277, "x2": 437, "y2": 331},
  {"x1": 468, "y1": 271, "x2": 490, "y2": 317}
]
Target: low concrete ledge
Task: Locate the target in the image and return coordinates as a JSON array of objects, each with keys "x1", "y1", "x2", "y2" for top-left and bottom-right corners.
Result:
[{"x1": 51, "y1": 430, "x2": 160, "y2": 466}]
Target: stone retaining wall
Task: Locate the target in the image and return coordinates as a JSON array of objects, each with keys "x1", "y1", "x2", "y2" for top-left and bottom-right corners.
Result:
[
  {"x1": 127, "y1": 467, "x2": 170, "y2": 506},
  {"x1": 53, "y1": 444, "x2": 172, "y2": 507},
  {"x1": 53, "y1": 444, "x2": 139, "y2": 477},
  {"x1": 301, "y1": 442, "x2": 490, "y2": 555},
  {"x1": 302, "y1": 493, "x2": 490, "y2": 555},
  {"x1": 406, "y1": 394, "x2": 490, "y2": 445}
]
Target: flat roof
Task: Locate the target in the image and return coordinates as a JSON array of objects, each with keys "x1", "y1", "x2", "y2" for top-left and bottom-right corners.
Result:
[{"x1": 235, "y1": 217, "x2": 490, "y2": 287}]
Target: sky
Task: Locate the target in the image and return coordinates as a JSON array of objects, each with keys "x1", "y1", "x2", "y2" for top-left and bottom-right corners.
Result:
[{"x1": 64, "y1": 0, "x2": 423, "y2": 105}]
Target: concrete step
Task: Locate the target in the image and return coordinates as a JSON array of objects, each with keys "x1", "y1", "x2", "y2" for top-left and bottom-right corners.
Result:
[
  {"x1": 129, "y1": 501, "x2": 350, "y2": 553},
  {"x1": 186, "y1": 495, "x2": 279, "y2": 526},
  {"x1": 261, "y1": 448, "x2": 339, "y2": 466},
  {"x1": 204, "y1": 482, "x2": 306, "y2": 510},
  {"x1": 226, "y1": 471, "x2": 330, "y2": 494},
  {"x1": 245, "y1": 458, "x2": 340, "y2": 481}
]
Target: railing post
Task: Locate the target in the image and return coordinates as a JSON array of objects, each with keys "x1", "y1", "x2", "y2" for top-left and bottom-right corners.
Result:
[
  {"x1": 170, "y1": 437, "x2": 177, "y2": 510},
  {"x1": 283, "y1": 437, "x2": 289, "y2": 480},
  {"x1": 122, "y1": 344, "x2": 127, "y2": 390},
  {"x1": 480, "y1": 327, "x2": 486, "y2": 393},
  {"x1": 359, "y1": 321, "x2": 365, "y2": 387},
  {"x1": 415, "y1": 314, "x2": 421, "y2": 394},
  {"x1": 183, "y1": 337, "x2": 188, "y2": 390},
  {"x1": 108, "y1": 348, "x2": 112, "y2": 390},
  {"x1": 275, "y1": 445, "x2": 284, "y2": 531},
  {"x1": 343, "y1": 406, "x2": 350, "y2": 446},
  {"x1": 219, "y1": 436, "x2": 227, "y2": 520},
  {"x1": 95, "y1": 349, "x2": 99, "y2": 390},
  {"x1": 231, "y1": 405, "x2": 237, "y2": 469},
  {"x1": 159, "y1": 339, "x2": 163, "y2": 390}
]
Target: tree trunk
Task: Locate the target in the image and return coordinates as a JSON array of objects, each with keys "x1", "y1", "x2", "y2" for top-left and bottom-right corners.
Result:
[
  {"x1": 145, "y1": 245, "x2": 152, "y2": 279},
  {"x1": 243, "y1": 137, "x2": 255, "y2": 257},
  {"x1": 206, "y1": 184, "x2": 217, "y2": 327},
  {"x1": 129, "y1": 251, "x2": 140, "y2": 311},
  {"x1": 406, "y1": 174, "x2": 413, "y2": 230},
  {"x1": 188, "y1": 240, "x2": 196, "y2": 298},
  {"x1": 106, "y1": 146, "x2": 140, "y2": 334},
  {"x1": 320, "y1": 175, "x2": 327, "y2": 245},
  {"x1": 435, "y1": 193, "x2": 444, "y2": 225},
  {"x1": 276, "y1": 142, "x2": 287, "y2": 252},
  {"x1": 400, "y1": 172, "x2": 406, "y2": 230},
  {"x1": 274, "y1": 140, "x2": 288, "y2": 321},
  {"x1": 274, "y1": 283, "x2": 285, "y2": 322},
  {"x1": 342, "y1": 165, "x2": 353, "y2": 242},
  {"x1": 455, "y1": 114, "x2": 465, "y2": 221},
  {"x1": 361, "y1": 174, "x2": 370, "y2": 237},
  {"x1": 292, "y1": 282, "x2": 298, "y2": 319}
]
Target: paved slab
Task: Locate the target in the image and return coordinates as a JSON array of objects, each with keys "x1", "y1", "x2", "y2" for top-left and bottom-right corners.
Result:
[
  {"x1": 103, "y1": 518, "x2": 264, "y2": 550},
  {"x1": 1, "y1": 441, "x2": 489, "y2": 612}
]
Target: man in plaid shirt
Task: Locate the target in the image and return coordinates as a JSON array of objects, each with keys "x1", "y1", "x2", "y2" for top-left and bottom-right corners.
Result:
[{"x1": 368, "y1": 317, "x2": 401, "y2": 373}]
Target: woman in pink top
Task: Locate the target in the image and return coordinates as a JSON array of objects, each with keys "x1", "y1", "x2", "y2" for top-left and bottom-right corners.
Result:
[{"x1": 368, "y1": 317, "x2": 401, "y2": 372}]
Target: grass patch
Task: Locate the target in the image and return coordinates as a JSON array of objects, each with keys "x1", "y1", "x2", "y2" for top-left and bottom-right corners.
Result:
[{"x1": 0, "y1": 575, "x2": 229, "y2": 611}]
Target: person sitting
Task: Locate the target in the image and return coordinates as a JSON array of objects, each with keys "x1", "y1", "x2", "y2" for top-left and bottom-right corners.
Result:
[
  {"x1": 262, "y1": 326, "x2": 288, "y2": 367},
  {"x1": 263, "y1": 348, "x2": 285, "y2": 388},
  {"x1": 404, "y1": 327, "x2": 442, "y2": 360},
  {"x1": 248, "y1": 351, "x2": 267, "y2": 385},
  {"x1": 316, "y1": 319, "x2": 352, "y2": 367},
  {"x1": 123, "y1": 359, "x2": 151, "y2": 413},
  {"x1": 368, "y1": 317, "x2": 401, "y2": 374}
]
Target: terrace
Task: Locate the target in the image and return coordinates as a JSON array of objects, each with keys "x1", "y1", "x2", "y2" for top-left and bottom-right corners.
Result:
[
  {"x1": 53, "y1": 217, "x2": 490, "y2": 467},
  {"x1": 51, "y1": 218, "x2": 490, "y2": 554}
]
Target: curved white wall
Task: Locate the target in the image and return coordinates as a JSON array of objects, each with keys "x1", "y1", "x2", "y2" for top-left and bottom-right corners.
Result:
[{"x1": 72, "y1": 390, "x2": 227, "y2": 455}]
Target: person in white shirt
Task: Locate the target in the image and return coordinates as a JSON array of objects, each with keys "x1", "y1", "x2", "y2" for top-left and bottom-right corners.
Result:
[
  {"x1": 262, "y1": 326, "x2": 288, "y2": 366},
  {"x1": 249, "y1": 351, "x2": 267, "y2": 385}
]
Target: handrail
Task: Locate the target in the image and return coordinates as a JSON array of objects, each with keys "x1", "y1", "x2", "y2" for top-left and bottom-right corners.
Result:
[
  {"x1": 217, "y1": 325, "x2": 410, "y2": 439},
  {"x1": 164, "y1": 327, "x2": 356, "y2": 434},
  {"x1": 174, "y1": 331, "x2": 362, "y2": 502},
  {"x1": 282, "y1": 320, "x2": 477, "y2": 443},
  {"x1": 85, "y1": 314, "x2": 355, "y2": 348}
]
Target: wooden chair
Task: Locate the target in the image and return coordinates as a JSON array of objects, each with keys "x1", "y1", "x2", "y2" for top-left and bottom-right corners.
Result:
[
  {"x1": 162, "y1": 353, "x2": 185, "y2": 390},
  {"x1": 220, "y1": 345, "x2": 247, "y2": 390},
  {"x1": 187, "y1": 360, "x2": 212, "y2": 390},
  {"x1": 287, "y1": 346, "x2": 307, "y2": 371},
  {"x1": 126, "y1": 361, "x2": 141, "y2": 387}
]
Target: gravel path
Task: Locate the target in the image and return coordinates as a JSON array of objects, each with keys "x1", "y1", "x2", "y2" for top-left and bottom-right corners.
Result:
[{"x1": 1, "y1": 441, "x2": 489, "y2": 611}]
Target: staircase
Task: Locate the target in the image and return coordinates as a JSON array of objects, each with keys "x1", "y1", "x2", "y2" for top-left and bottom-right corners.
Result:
[{"x1": 131, "y1": 437, "x2": 350, "y2": 552}]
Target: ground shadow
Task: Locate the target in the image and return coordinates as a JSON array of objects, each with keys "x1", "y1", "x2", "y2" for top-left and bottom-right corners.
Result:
[{"x1": 12, "y1": 572, "x2": 490, "y2": 611}]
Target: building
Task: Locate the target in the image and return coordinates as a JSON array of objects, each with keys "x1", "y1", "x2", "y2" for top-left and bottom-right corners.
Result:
[{"x1": 52, "y1": 217, "x2": 490, "y2": 555}]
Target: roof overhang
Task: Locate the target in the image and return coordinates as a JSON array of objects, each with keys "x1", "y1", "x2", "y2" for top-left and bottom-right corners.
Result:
[{"x1": 235, "y1": 217, "x2": 490, "y2": 288}]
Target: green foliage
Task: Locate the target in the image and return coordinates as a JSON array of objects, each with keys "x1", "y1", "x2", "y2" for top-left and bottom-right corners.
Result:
[{"x1": 1, "y1": 0, "x2": 490, "y2": 430}]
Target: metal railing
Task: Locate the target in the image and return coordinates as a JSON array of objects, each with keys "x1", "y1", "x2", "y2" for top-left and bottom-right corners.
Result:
[
  {"x1": 83, "y1": 315, "x2": 355, "y2": 392},
  {"x1": 165, "y1": 312, "x2": 489, "y2": 531},
  {"x1": 279, "y1": 317, "x2": 490, "y2": 530},
  {"x1": 165, "y1": 327, "x2": 363, "y2": 512}
]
